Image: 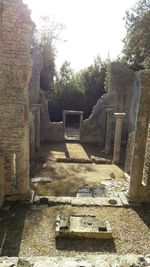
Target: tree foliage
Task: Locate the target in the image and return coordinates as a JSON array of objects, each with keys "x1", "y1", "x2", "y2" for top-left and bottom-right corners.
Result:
[
  {"x1": 123, "y1": 0, "x2": 150, "y2": 70},
  {"x1": 48, "y1": 56, "x2": 106, "y2": 122},
  {"x1": 33, "y1": 17, "x2": 64, "y2": 91},
  {"x1": 48, "y1": 61, "x2": 84, "y2": 121},
  {"x1": 79, "y1": 56, "x2": 106, "y2": 116}
]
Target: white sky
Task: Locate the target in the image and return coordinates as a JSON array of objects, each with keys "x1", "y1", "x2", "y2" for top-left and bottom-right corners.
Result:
[{"x1": 23, "y1": 0, "x2": 137, "y2": 71}]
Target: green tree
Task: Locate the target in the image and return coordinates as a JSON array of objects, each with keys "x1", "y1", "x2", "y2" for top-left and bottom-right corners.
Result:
[
  {"x1": 57, "y1": 61, "x2": 74, "y2": 85},
  {"x1": 33, "y1": 17, "x2": 64, "y2": 91},
  {"x1": 48, "y1": 57, "x2": 107, "y2": 121},
  {"x1": 80, "y1": 56, "x2": 106, "y2": 116},
  {"x1": 123, "y1": 0, "x2": 150, "y2": 70},
  {"x1": 48, "y1": 61, "x2": 84, "y2": 121}
]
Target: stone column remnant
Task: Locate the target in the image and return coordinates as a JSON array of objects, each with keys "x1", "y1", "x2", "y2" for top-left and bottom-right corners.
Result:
[
  {"x1": 33, "y1": 104, "x2": 41, "y2": 151},
  {"x1": 105, "y1": 108, "x2": 114, "y2": 153},
  {"x1": 29, "y1": 111, "x2": 35, "y2": 160},
  {"x1": 43, "y1": 100, "x2": 50, "y2": 140},
  {"x1": 63, "y1": 110, "x2": 66, "y2": 138},
  {"x1": 112, "y1": 113, "x2": 126, "y2": 164},
  {"x1": 129, "y1": 70, "x2": 150, "y2": 202}
]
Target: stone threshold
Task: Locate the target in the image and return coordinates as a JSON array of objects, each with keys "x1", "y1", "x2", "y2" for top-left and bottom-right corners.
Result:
[
  {"x1": 34, "y1": 193, "x2": 130, "y2": 207},
  {"x1": 0, "y1": 254, "x2": 150, "y2": 266}
]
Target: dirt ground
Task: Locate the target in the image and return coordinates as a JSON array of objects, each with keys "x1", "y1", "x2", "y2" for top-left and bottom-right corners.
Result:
[
  {"x1": 30, "y1": 142, "x2": 125, "y2": 196},
  {"x1": 0, "y1": 142, "x2": 150, "y2": 258},
  {"x1": 0, "y1": 204, "x2": 150, "y2": 257}
]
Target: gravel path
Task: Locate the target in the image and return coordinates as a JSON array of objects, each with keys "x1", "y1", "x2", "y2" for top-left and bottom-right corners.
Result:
[{"x1": 0, "y1": 204, "x2": 150, "y2": 257}]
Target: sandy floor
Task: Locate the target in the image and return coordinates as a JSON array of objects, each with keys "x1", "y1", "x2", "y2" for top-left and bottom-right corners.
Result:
[
  {"x1": 30, "y1": 142, "x2": 125, "y2": 196},
  {"x1": 0, "y1": 204, "x2": 150, "y2": 257}
]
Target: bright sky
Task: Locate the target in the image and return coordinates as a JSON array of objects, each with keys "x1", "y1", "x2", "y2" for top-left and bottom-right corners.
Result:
[{"x1": 23, "y1": 0, "x2": 137, "y2": 71}]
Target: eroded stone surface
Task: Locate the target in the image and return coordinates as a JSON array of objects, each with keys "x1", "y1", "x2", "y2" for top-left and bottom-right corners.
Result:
[
  {"x1": 34, "y1": 195, "x2": 123, "y2": 207},
  {"x1": 129, "y1": 70, "x2": 150, "y2": 202},
  {"x1": 55, "y1": 214, "x2": 112, "y2": 239},
  {"x1": 0, "y1": 0, "x2": 34, "y2": 206},
  {"x1": 77, "y1": 185, "x2": 106, "y2": 198},
  {"x1": 1, "y1": 255, "x2": 150, "y2": 267}
]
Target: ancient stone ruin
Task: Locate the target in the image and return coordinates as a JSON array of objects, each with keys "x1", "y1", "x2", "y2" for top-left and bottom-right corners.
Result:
[
  {"x1": 0, "y1": 0, "x2": 34, "y2": 206},
  {"x1": 0, "y1": 0, "x2": 150, "y2": 265}
]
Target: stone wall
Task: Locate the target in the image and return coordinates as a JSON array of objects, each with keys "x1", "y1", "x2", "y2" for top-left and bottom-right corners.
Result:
[
  {"x1": 108, "y1": 62, "x2": 134, "y2": 113},
  {"x1": 129, "y1": 70, "x2": 150, "y2": 202},
  {"x1": 28, "y1": 49, "x2": 52, "y2": 158},
  {"x1": 124, "y1": 132, "x2": 135, "y2": 174},
  {"x1": 80, "y1": 94, "x2": 109, "y2": 143},
  {"x1": 29, "y1": 49, "x2": 43, "y2": 108},
  {"x1": 0, "y1": 154, "x2": 5, "y2": 207},
  {"x1": 128, "y1": 73, "x2": 140, "y2": 133},
  {"x1": 80, "y1": 62, "x2": 135, "y2": 145},
  {"x1": 109, "y1": 62, "x2": 135, "y2": 142},
  {"x1": 47, "y1": 122, "x2": 64, "y2": 142},
  {"x1": 0, "y1": 0, "x2": 34, "y2": 206},
  {"x1": 28, "y1": 49, "x2": 66, "y2": 145},
  {"x1": 125, "y1": 71, "x2": 148, "y2": 176},
  {"x1": 143, "y1": 126, "x2": 150, "y2": 185}
]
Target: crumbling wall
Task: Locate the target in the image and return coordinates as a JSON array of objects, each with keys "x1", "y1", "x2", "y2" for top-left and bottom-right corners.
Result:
[
  {"x1": 125, "y1": 72, "x2": 142, "y2": 174},
  {"x1": 109, "y1": 62, "x2": 135, "y2": 142},
  {"x1": 80, "y1": 62, "x2": 135, "y2": 144},
  {"x1": 80, "y1": 94, "x2": 110, "y2": 143},
  {"x1": 108, "y1": 62, "x2": 134, "y2": 113},
  {"x1": 28, "y1": 48, "x2": 66, "y2": 145},
  {"x1": 29, "y1": 49, "x2": 43, "y2": 108},
  {"x1": 28, "y1": 49, "x2": 52, "y2": 158},
  {"x1": 0, "y1": 0, "x2": 34, "y2": 206}
]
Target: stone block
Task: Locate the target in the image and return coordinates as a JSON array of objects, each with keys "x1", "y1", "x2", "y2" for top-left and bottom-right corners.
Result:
[
  {"x1": 55, "y1": 214, "x2": 112, "y2": 239},
  {"x1": 31, "y1": 177, "x2": 52, "y2": 183}
]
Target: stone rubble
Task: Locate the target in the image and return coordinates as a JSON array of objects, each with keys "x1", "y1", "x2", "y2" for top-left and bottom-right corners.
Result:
[{"x1": 0, "y1": 255, "x2": 150, "y2": 267}]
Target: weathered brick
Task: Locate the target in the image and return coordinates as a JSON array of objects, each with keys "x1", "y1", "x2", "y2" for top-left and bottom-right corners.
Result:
[{"x1": 0, "y1": 0, "x2": 34, "y2": 207}]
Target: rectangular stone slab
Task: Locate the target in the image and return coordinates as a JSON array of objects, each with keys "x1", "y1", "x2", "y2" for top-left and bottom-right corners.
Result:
[
  {"x1": 31, "y1": 177, "x2": 52, "y2": 183},
  {"x1": 76, "y1": 186, "x2": 106, "y2": 198},
  {"x1": 55, "y1": 215, "x2": 112, "y2": 239},
  {"x1": 76, "y1": 187, "x2": 93, "y2": 197}
]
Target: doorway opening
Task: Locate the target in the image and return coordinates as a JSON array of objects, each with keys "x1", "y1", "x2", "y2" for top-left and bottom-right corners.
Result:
[{"x1": 63, "y1": 110, "x2": 83, "y2": 141}]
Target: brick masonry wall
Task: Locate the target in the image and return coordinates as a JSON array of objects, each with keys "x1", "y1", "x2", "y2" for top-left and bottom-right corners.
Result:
[
  {"x1": 0, "y1": 154, "x2": 5, "y2": 207},
  {"x1": 0, "y1": 0, "x2": 34, "y2": 205}
]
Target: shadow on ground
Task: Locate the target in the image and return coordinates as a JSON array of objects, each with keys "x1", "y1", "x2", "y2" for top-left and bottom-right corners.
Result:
[
  {"x1": 56, "y1": 237, "x2": 117, "y2": 253},
  {"x1": 132, "y1": 205, "x2": 150, "y2": 229},
  {"x1": 0, "y1": 204, "x2": 28, "y2": 256},
  {"x1": 30, "y1": 142, "x2": 125, "y2": 197},
  {"x1": 0, "y1": 204, "x2": 44, "y2": 257}
]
